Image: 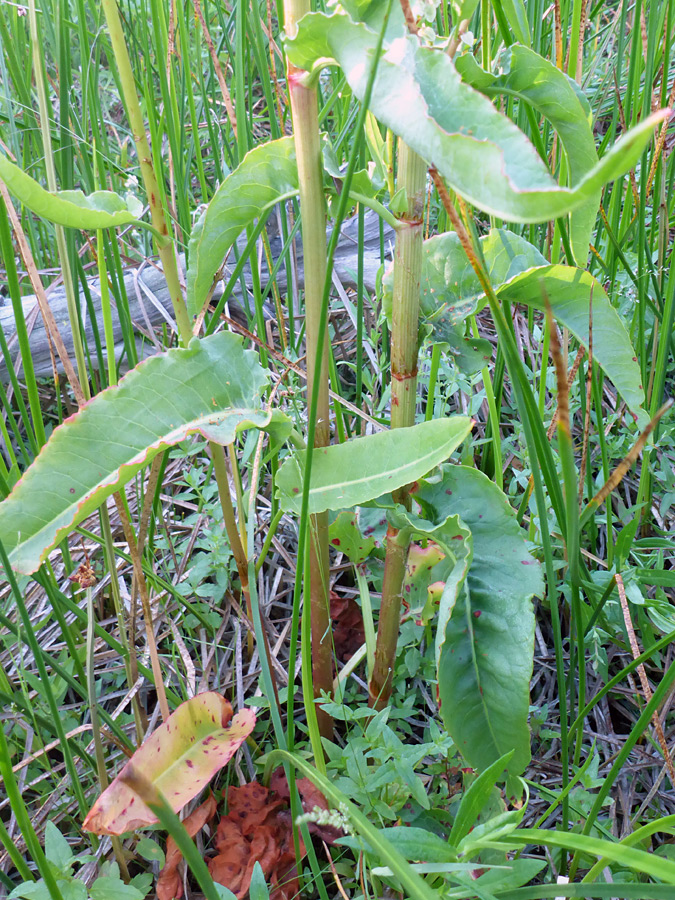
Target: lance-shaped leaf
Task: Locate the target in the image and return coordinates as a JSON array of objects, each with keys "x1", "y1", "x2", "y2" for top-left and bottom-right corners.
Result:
[
  {"x1": 187, "y1": 137, "x2": 299, "y2": 315},
  {"x1": 416, "y1": 466, "x2": 543, "y2": 776},
  {"x1": 498, "y1": 263, "x2": 645, "y2": 415},
  {"x1": 285, "y1": 13, "x2": 665, "y2": 222},
  {"x1": 407, "y1": 229, "x2": 644, "y2": 415},
  {"x1": 0, "y1": 332, "x2": 273, "y2": 574},
  {"x1": 456, "y1": 46, "x2": 598, "y2": 264},
  {"x1": 83, "y1": 694, "x2": 255, "y2": 835},
  {"x1": 0, "y1": 152, "x2": 142, "y2": 229},
  {"x1": 276, "y1": 417, "x2": 472, "y2": 515},
  {"x1": 492, "y1": 0, "x2": 530, "y2": 46}
]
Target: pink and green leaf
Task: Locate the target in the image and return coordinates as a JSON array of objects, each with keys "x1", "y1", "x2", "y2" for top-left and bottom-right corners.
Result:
[{"x1": 83, "y1": 693, "x2": 255, "y2": 836}]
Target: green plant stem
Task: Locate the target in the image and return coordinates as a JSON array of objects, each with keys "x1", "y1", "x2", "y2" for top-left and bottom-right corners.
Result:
[
  {"x1": 100, "y1": 0, "x2": 191, "y2": 343},
  {"x1": 370, "y1": 524, "x2": 410, "y2": 706},
  {"x1": 285, "y1": 0, "x2": 333, "y2": 740},
  {"x1": 119, "y1": 769, "x2": 222, "y2": 900},
  {"x1": 0, "y1": 718, "x2": 65, "y2": 899},
  {"x1": 86, "y1": 586, "x2": 130, "y2": 880},
  {"x1": 369, "y1": 141, "x2": 426, "y2": 709},
  {"x1": 27, "y1": 0, "x2": 90, "y2": 401},
  {"x1": 284, "y1": 0, "x2": 392, "y2": 770}
]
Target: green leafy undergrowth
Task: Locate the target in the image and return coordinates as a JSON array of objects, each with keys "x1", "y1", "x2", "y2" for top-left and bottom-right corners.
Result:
[{"x1": 8, "y1": 823, "x2": 152, "y2": 900}]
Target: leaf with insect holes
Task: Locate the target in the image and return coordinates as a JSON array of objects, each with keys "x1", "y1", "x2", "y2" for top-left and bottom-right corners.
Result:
[
  {"x1": 0, "y1": 153, "x2": 142, "y2": 229},
  {"x1": 276, "y1": 417, "x2": 472, "y2": 515},
  {"x1": 285, "y1": 12, "x2": 665, "y2": 222},
  {"x1": 0, "y1": 332, "x2": 277, "y2": 575},
  {"x1": 83, "y1": 694, "x2": 255, "y2": 836},
  {"x1": 416, "y1": 465, "x2": 542, "y2": 776},
  {"x1": 456, "y1": 45, "x2": 597, "y2": 264}
]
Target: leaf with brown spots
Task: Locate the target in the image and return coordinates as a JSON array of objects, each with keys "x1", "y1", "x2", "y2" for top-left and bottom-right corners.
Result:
[{"x1": 82, "y1": 693, "x2": 255, "y2": 835}]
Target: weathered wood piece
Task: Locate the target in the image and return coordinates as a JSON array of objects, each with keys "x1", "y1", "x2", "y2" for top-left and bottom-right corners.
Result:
[{"x1": 0, "y1": 210, "x2": 393, "y2": 382}]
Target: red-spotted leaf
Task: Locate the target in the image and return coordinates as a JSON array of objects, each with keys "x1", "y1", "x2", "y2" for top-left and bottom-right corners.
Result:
[
  {"x1": 417, "y1": 466, "x2": 543, "y2": 776},
  {"x1": 83, "y1": 693, "x2": 255, "y2": 836},
  {"x1": 0, "y1": 332, "x2": 274, "y2": 575}
]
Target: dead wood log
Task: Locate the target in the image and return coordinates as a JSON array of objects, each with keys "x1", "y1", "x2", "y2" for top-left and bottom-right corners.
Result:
[{"x1": 0, "y1": 210, "x2": 393, "y2": 382}]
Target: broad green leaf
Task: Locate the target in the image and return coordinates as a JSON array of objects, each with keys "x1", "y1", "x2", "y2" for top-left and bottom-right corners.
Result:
[
  {"x1": 285, "y1": 13, "x2": 665, "y2": 222},
  {"x1": 249, "y1": 863, "x2": 271, "y2": 900},
  {"x1": 361, "y1": 826, "x2": 457, "y2": 863},
  {"x1": 456, "y1": 45, "x2": 598, "y2": 263},
  {"x1": 44, "y1": 822, "x2": 74, "y2": 871},
  {"x1": 401, "y1": 542, "x2": 447, "y2": 616},
  {"x1": 89, "y1": 878, "x2": 145, "y2": 900},
  {"x1": 214, "y1": 887, "x2": 238, "y2": 900},
  {"x1": 322, "y1": 138, "x2": 379, "y2": 198},
  {"x1": 0, "y1": 153, "x2": 141, "y2": 229},
  {"x1": 187, "y1": 137, "x2": 299, "y2": 315},
  {"x1": 83, "y1": 693, "x2": 255, "y2": 835},
  {"x1": 440, "y1": 333, "x2": 493, "y2": 374},
  {"x1": 414, "y1": 229, "x2": 644, "y2": 415},
  {"x1": 135, "y1": 837, "x2": 165, "y2": 866},
  {"x1": 339, "y1": 0, "x2": 406, "y2": 42},
  {"x1": 417, "y1": 466, "x2": 542, "y2": 776},
  {"x1": 471, "y1": 858, "x2": 547, "y2": 892},
  {"x1": 0, "y1": 332, "x2": 273, "y2": 574},
  {"x1": 276, "y1": 417, "x2": 472, "y2": 515},
  {"x1": 498, "y1": 264, "x2": 645, "y2": 415}
]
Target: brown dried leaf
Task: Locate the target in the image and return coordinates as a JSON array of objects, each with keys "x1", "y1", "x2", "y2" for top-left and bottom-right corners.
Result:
[
  {"x1": 330, "y1": 590, "x2": 365, "y2": 662},
  {"x1": 156, "y1": 794, "x2": 218, "y2": 900}
]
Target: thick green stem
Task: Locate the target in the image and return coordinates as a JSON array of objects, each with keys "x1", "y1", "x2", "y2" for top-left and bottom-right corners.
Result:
[
  {"x1": 101, "y1": 0, "x2": 192, "y2": 343},
  {"x1": 369, "y1": 142, "x2": 426, "y2": 709},
  {"x1": 369, "y1": 525, "x2": 410, "y2": 707},
  {"x1": 390, "y1": 144, "x2": 427, "y2": 444},
  {"x1": 286, "y1": 3, "x2": 333, "y2": 739}
]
